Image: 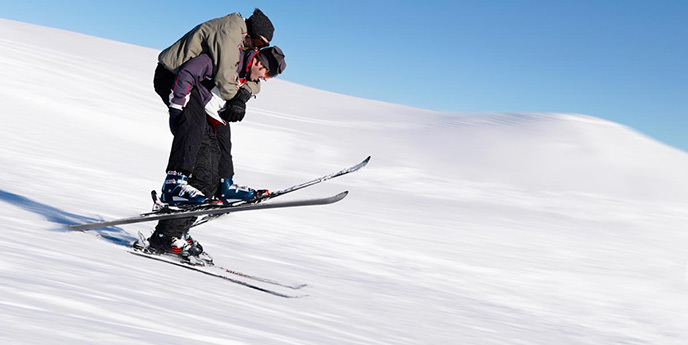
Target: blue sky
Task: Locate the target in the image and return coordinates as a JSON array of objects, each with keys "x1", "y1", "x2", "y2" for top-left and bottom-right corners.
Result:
[{"x1": 2, "y1": 0, "x2": 687, "y2": 151}]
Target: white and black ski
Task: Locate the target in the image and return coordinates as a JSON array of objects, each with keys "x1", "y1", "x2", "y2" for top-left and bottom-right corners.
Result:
[
  {"x1": 68, "y1": 191, "x2": 347, "y2": 231},
  {"x1": 263, "y1": 155, "x2": 370, "y2": 199},
  {"x1": 129, "y1": 251, "x2": 307, "y2": 298},
  {"x1": 68, "y1": 156, "x2": 370, "y2": 231},
  {"x1": 191, "y1": 155, "x2": 371, "y2": 227},
  {"x1": 213, "y1": 264, "x2": 308, "y2": 290}
]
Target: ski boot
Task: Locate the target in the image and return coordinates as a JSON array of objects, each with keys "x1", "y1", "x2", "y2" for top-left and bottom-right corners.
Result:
[
  {"x1": 160, "y1": 171, "x2": 207, "y2": 206},
  {"x1": 142, "y1": 232, "x2": 212, "y2": 265},
  {"x1": 215, "y1": 178, "x2": 258, "y2": 205}
]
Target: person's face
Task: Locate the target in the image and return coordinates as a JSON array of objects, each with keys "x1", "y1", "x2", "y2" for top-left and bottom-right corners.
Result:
[{"x1": 249, "y1": 58, "x2": 271, "y2": 82}]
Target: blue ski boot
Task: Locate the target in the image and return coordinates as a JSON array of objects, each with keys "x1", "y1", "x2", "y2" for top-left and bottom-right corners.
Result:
[
  {"x1": 160, "y1": 171, "x2": 207, "y2": 206},
  {"x1": 216, "y1": 178, "x2": 256, "y2": 205}
]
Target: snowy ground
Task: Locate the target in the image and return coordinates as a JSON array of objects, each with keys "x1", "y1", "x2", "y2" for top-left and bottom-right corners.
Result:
[{"x1": 1, "y1": 19, "x2": 688, "y2": 344}]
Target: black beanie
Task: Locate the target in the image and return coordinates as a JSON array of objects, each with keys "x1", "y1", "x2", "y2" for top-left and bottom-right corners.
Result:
[
  {"x1": 245, "y1": 8, "x2": 274, "y2": 42},
  {"x1": 256, "y1": 46, "x2": 286, "y2": 77}
]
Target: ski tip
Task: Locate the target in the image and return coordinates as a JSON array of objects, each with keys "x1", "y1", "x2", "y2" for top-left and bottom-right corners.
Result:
[
  {"x1": 334, "y1": 191, "x2": 349, "y2": 200},
  {"x1": 348, "y1": 156, "x2": 371, "y2": 172}
]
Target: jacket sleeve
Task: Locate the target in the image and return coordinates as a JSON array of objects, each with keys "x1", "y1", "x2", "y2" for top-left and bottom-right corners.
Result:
[
  {"x1": 169, "y1": 54, "x2": 214, "y2": 110},
  {"x1": 243, "y1": 81, "x2": 261, "y2": 96}
]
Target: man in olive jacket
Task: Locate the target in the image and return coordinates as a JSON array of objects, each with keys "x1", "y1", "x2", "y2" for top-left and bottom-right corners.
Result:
[{"x1": 156, "y1": 9, "x2": 273, "y2": 101}]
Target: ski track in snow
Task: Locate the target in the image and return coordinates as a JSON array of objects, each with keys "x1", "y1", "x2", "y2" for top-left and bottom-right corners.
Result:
[{"x1": 2, "y1": 19, "x2": 688, "y2": 345}]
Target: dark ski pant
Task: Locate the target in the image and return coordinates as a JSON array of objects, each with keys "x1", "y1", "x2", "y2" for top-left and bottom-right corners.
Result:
[
  {"x1": 153, "y1": 64, "x2": 234, "y2": 178},
  {"x1": 152, "y1": 64, "x2": 232, "y2": 239},
  {"x1": 154, "y1": 125, "x2": 222, "y2": 238}
]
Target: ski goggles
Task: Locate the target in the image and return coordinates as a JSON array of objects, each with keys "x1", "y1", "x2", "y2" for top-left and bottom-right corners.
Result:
[{"x1": 251, "y1": 35, "x2": 270, "y2": 49}]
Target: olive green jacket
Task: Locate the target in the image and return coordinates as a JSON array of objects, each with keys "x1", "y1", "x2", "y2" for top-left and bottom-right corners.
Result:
[{"x1": 158, "y1": 13, "x2": 260, "y2": 101}]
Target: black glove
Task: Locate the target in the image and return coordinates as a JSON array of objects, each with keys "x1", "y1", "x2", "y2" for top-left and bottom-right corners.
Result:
[
  {"x1": 169, "y1": 107, "x2": 182, "y2": 135},
  {"x1": 219, "y1": 88, "x2": 252, "y2": 122}
]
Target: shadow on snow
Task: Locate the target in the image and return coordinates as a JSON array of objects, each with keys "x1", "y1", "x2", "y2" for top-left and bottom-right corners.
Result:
[{"x1": 0, "y1": 189, "x2": 135, "y2": 247}]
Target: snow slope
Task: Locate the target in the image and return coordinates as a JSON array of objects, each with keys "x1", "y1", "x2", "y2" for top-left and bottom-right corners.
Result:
[{"x1": 1, "y1": 19, "x2": 688, "y2": 344}]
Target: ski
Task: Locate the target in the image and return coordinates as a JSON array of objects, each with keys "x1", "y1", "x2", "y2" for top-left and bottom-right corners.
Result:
[
  {"x1": 213, "y1": 264, "x2": 307, "y2": 290},
  {"x1": 68, "y1": 156, "x2": 369, "y2": 231},
  {"x1": 191, "y1": 155, "x2": 371, "y2": 227},
  {"x1": 132, "y1": 231, "x2": 306, "y2": 290},
  {"x1": 266, "y1": 156, "x2": 370, "y2": 199},
  {"x1": 129, "y1": 251, "x2": 307, "y2": 298},
  {"x1": 68, "y1": 191, "x2": 348, "y2": 231}
]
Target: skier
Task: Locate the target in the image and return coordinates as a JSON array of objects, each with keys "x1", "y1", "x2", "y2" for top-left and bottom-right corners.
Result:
[
  {"x1": 153, "y1": 8, "x2": 276, "y2": 206},
  {"x1": 146, "y1": 47, "x2": 287, "y2": 260},
  {"x1": 143, "y1": 9, "x2": 286, "y2": 260}
]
